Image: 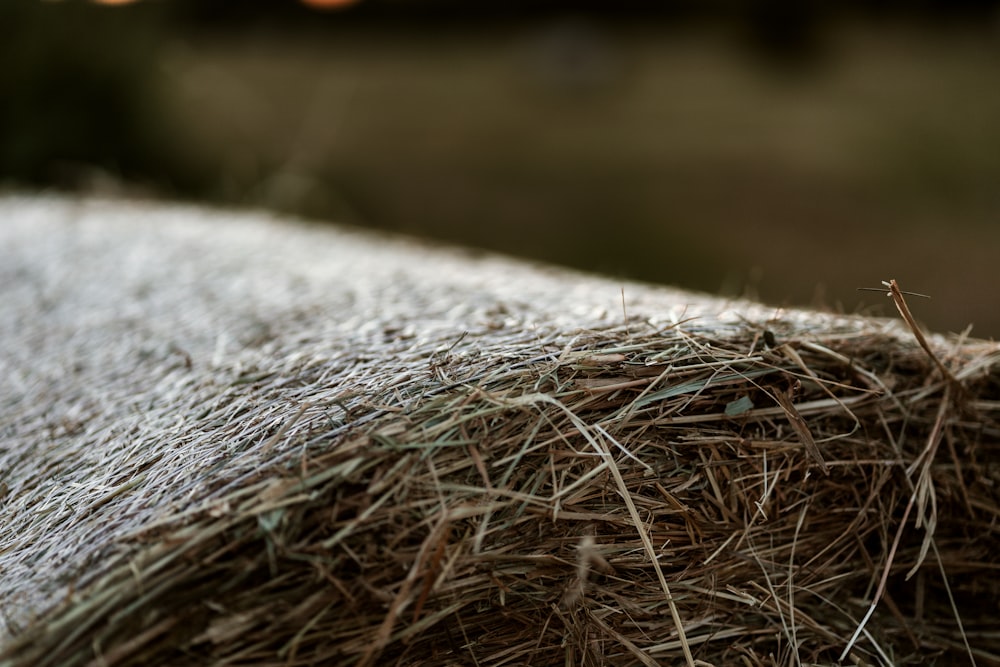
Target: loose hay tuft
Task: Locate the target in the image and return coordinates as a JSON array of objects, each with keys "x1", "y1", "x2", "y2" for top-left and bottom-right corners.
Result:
[{"x1": 2, "y1": 197, "x2": 999, "y2": 666}]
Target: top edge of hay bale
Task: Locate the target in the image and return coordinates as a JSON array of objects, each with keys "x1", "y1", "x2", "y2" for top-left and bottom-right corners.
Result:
[{"x1": 1, "y1": 195, "x2": 998, "y2": 667}]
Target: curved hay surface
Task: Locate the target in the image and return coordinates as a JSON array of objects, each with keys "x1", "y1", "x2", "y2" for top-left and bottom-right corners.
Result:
[{"x1": 1, "y1": 196, "x2": 999, "y2": 666}]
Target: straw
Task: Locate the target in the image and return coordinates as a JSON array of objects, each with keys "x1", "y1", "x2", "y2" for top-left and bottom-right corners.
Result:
[{"x1": 1, "y1": 196, "x2": 998, "y2": 666}]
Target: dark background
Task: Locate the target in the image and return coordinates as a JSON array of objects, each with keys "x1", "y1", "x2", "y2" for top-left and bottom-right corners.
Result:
[{"x1": 3, "y1": 0, "x2": 999, "y2": 336}]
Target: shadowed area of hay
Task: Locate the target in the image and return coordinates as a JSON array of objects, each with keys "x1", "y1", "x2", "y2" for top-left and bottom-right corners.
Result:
[{"x1": 1, "y1": 197, "x2": 999, "y2": 666}]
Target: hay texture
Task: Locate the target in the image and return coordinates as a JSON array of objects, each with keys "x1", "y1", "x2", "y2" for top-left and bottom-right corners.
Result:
[{"x1": 1, "y1": 196, "x2": 999, "y2": 667}]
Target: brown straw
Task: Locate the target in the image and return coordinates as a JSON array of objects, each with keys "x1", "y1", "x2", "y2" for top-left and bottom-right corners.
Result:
[{"x1": 2, "y1": 198, "x2": 998, "y2": 666}]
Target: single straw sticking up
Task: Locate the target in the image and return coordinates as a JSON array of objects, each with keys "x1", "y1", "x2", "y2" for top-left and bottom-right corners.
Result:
[{"x1": 859, "y1": 279, "x2": 954, "y2": 383}]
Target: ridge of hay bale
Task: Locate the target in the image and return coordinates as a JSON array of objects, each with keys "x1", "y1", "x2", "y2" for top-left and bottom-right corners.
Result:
[{"x1": 1, "y1": 196, "x2": 999, "y2": 666}]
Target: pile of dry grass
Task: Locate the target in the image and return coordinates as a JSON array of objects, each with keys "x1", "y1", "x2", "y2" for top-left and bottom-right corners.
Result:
[{"x1": 1, "y1": 197, "x2": 999, "y2": 666}]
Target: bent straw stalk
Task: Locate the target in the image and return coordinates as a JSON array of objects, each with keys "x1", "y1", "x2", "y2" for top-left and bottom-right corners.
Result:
[{"x1": 842, "y1": 280, "x2": 976, "y2": 663}]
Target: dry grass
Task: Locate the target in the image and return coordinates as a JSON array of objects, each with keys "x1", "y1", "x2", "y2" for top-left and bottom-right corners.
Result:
[
  {"x1": 5, "y1": 321, "x2": 1000, "y2": 666},
  {"x1": 2, "y1": 198, "x2": 999, "y2": 666}
]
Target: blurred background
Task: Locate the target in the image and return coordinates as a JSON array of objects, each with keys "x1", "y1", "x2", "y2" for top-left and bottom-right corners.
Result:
[{"x1": 3, "y1": 0, "x2": 999, "y2": 336}]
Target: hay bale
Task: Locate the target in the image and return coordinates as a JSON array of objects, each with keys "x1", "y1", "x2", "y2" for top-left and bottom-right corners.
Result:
[{"x1": 1, "y1": 195, "x2": 998, "y2": 666}]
